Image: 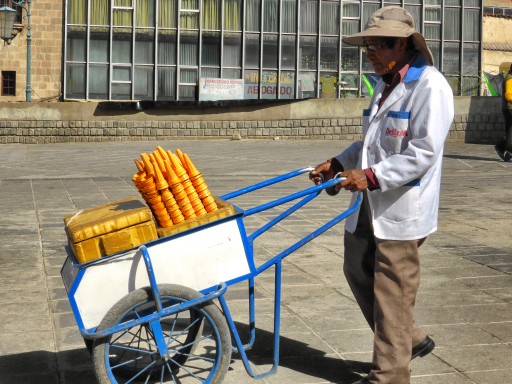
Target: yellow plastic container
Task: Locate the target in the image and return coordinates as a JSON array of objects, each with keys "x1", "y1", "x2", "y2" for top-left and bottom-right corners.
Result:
[
  {"x1": 156, "y1": 197, "x2": 238, "y2": 238},
  {"x1": 64, "y1": 197, "x2": 158, "y2": 263}
]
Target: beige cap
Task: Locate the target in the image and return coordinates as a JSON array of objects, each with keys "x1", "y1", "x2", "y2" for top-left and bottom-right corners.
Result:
[{"x1": 342, "y1": 6, "x2": 434, "y2": 65}]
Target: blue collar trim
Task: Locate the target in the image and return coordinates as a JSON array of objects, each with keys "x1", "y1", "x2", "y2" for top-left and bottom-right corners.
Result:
[{"x1": 403, "y1": 54, "x2": 430, "y2": 83}]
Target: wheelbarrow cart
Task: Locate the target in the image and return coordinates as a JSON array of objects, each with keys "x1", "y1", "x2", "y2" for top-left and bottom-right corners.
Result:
[{"x1": 61, "y1": 167, "x2": 361, "y2": 384}]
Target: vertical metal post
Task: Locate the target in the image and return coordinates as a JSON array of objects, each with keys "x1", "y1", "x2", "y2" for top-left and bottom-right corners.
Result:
[{"x1": 25, "y1": 0, "x2": 31, "y2": 101}]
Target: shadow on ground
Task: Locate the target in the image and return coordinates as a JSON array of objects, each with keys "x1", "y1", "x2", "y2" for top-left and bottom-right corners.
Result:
[
  {"x1": 444, "y1": 153, "x2": 500, "y2": 162},
  {"x1": 0, "y1": 325, "x2": 369, "y2": 384},
  {"x1": 229, "y1": 321, "x2": 371, "y2": 383},
  {"x1": 0, "y1": 348, "x2": 96, "y2": 384}
]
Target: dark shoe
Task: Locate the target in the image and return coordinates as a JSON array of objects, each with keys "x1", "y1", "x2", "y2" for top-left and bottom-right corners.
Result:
[
  {"x1": 495, "y1": 145, "x2": 506, "y2": 161},
  {"x1": 412, "y1": 336, "x2": 435, "y2": 360},
  {"x1": 505, "y1": 151, "x2": 512, "y2": 162}
]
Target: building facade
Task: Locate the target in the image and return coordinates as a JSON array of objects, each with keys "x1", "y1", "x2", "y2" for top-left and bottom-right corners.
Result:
[
  {"x1": 0, "y1": 0, "x2": 62, "y2": 101},
  {"x1": 0, "y1": 0, "x2": 494, "y2": 103},
  {"x1": 482, "y1": 2, "x2": 512, "y2": 75}
]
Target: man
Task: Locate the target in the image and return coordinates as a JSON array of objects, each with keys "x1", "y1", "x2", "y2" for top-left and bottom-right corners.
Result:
[
  {"x1": 309, "y1": 6, "x2": 454, "y2": 384},
  {"x1": 495, "y1": 63, "x2": 512, "y2": 162}
]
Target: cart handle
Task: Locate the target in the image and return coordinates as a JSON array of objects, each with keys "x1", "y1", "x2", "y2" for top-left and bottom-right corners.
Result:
[
  {"x1": 255, "y1": 191, "x2": 362, "y2": 274},
  {"x1": 223, "y1": 167, "x2": 346, "y2": 217},
  {"x1": 247, "y1": 174, "x2": 346, "y2": 241},
  {"x1": 220, "y1": 167, "x2": 315, "y2": 200}
]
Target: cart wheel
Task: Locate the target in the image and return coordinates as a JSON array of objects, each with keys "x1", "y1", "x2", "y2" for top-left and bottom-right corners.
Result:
[{"x1": 92, "y1": 284, "x2": 231, "y2": 384}]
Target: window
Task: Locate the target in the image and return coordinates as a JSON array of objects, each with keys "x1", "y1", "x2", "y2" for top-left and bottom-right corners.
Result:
[
  {"x1": 246, "y1": 0, "x2": 260, "y2": 32},
  {"x1": 224, "y1": 0, "x2": 241, "y2": 31},
  {"x1": 321, "y1": 1, "x2": 339, "y2": 35},
  {"x1": 444, "y1": 7, "x2": 461, "y2": 40},
  {"x1": 300, "y1": 0, "x2": 318, "y2": 34},
  {"x1": 463, "y1": 9, "x2": 479, "y2": 41},
  {"x1": 342, "y1": 2, "x2": 359, "y2": 37},
  {"x1": 1, "y1": 71, "x2": 16, "y2": 96}
]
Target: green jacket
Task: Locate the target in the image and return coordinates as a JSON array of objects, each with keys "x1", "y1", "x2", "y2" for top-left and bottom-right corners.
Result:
[{"x1": 503, "y1": 70, "x2": 512, "y2": 110}]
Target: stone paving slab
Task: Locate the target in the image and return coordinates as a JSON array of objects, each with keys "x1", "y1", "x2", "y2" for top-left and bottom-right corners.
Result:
[{"x1": 0, "y1": 140, "x2": 511, "y2": 384}]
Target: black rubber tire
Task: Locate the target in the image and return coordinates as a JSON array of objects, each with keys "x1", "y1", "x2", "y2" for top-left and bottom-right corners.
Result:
[{"x1": 92, "y1": 284, "x2": 231, "y2": 384}]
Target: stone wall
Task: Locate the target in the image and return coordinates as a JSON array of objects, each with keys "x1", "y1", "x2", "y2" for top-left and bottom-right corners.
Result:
[{"x1": 0, "y1": 97, "x2": 505, "y2": 144}]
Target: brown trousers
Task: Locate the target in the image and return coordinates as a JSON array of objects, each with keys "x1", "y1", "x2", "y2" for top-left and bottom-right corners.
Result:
[{"x1": 343, "y1": 194, "x2": 426, "y2": 384}]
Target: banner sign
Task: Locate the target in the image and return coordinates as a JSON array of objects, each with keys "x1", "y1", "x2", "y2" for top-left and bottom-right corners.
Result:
[
  {"x1": 199, "y1": 78, "x2": 245, "y2": 101},
  {"x1": 244, "y1": 71, "x2": 295, "y2": 99}
]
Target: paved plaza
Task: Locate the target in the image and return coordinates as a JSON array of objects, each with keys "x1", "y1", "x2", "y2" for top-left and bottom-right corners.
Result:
[{"x1": 0, "y1": 139, "x2": 511, "y2": 384}]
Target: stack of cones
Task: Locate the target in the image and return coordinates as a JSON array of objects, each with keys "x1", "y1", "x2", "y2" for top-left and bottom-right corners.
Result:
[
  {"x1": 132, "y1": 146, "x2": 217, "y2": 228},
  {"x1": 181, "y1": 151, "x2": 218, "y2": 213}
]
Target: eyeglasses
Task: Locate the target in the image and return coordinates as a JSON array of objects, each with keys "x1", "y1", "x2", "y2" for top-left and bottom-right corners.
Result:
[{"x1": 361, "y1": 44, "x2": 386, "y2": 52}]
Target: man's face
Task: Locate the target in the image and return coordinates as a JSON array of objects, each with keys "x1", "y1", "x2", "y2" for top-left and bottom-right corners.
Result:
[{"x1": 363, "y1": 38, "x2": 403, "y2": 76}]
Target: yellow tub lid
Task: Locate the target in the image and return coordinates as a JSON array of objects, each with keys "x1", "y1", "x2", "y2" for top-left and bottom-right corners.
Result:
[{"x1": 64, "y1": 197, "x2": 153, "y2": 243}]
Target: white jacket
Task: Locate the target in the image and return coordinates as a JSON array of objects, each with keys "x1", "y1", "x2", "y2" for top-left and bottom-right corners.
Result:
[{"x1": 335, "y1": 54, "x2": 454, "y2": 240}]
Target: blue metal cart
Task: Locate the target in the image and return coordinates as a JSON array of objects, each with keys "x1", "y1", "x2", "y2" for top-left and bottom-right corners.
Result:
[{"x1": 61, "y1": 167, "x2": 361, "y2": 384}]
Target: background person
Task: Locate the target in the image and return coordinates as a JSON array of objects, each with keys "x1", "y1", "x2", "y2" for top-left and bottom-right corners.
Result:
[
  {"x1": 495, "y1": 63, "x2": 512, "y2": 162},
  {"x1": 310, "y1": 6, "x2": 454, "y2": 384}
]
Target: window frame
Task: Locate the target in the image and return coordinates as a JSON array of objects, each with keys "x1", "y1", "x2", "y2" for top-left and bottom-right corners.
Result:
[{"x1": 1, "y1": 71, "x2": 16, "y2": 97}]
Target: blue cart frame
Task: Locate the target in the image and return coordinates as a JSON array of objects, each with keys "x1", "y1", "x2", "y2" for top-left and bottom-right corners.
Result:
[{"x1": 62, "y1": 167, "x2": 361, "y2": 383}]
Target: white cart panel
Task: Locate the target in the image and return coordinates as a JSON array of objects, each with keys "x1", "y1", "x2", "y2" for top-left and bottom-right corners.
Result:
[{"x1": 67, "y1": 219, "x2": 250, "y2": 330}]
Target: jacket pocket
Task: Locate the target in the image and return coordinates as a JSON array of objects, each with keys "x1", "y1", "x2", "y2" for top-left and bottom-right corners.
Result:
[
  {"x1": 378, "y1": 111, "x2": 410, "y2": 154},
  {"x1": 374, "y1": 186, "x2": 419, "y2": 223}
]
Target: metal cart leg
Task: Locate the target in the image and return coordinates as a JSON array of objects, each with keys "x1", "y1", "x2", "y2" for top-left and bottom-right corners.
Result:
[{"x1": 219, "y1": 262, "x2": 283, "y2": 380}]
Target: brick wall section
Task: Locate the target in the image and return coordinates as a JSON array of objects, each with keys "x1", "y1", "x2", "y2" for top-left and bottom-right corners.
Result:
[
  {"x1": 0, "y1": 115, "x2": 505, "y2": 144},
  {"x1": 0, "y1": 97, "x2": 505, "y2": 144},
  {"x1": 0, "y1": 118, "x2": 361, "y2": 144}
]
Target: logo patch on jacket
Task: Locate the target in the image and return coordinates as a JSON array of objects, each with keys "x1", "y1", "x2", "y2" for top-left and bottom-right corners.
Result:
[{"x1": 385, "y1": 128, "x2": 408, "y2": 137}]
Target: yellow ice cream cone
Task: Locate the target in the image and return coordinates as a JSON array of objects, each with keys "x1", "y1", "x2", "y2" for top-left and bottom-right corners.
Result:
[
  {"x1": 153, "y1": 161, "x2": 169, "y2": 191},
  {"x1": 183, "y1": 153, "x2": 201, "y2": 178},
  {"x1": 141, "y1": 183, "x2": 158, "y2": 195},
  {"x1": 160, "y1": 189, "x2": 174, "y2": 202},
  {"x1": 157, "y1": 146, "x2": 169, "y2": 161},
  {"x1": 180, "y1": 205, "x2": 196, "y2": 220},
  {"x1": 164, "y1": 198, "x2": 180, "y2": 212},
  {"x1": 201, "y1": 194, "x2": 215, "y2": 207},
  {"x1": 204, "y1": 201, "x2": 218, "y2": 213},
  {"x1": 151, "y1": 201, "x2": 166, "y2": 212},
  {"x1": 154, "y1": 150, "x2": 167, "y2": 171},
  {"x1": 176, "y1": 149, "x2": 186, "y2": 170},
  {"x1": 194, "y1": 181, "x2": 209, "y2": 195},
  {"x1": 140, "y1": 153, "x2": 154, "y2": 177},
  {"x1": 164, "y1": 161, "x2": 181, "y2": 186},
  {"x1": 169, "y1": 209, "x2": 185, "y2": 224},
  {"x1": 169, "y1": 152, "x2": 187, "y2": 179},
  {"x1": 134, "y1": 158, "x2": 145, "y2": 173},
  {"x1": 190, "y1": 197, "x2": 207, "y2": 216},
  {"x1": 159, "y1": 219, "x2": 174, "y2": 228}
]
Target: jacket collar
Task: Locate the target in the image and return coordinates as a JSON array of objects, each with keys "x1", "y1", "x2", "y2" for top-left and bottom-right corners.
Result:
[
  {"x1": 370, "y1": 53, "x2": 431, "y2": 119},
  {"x1": 403, "y1": 53, "x2": 430, "y2": 83}
]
